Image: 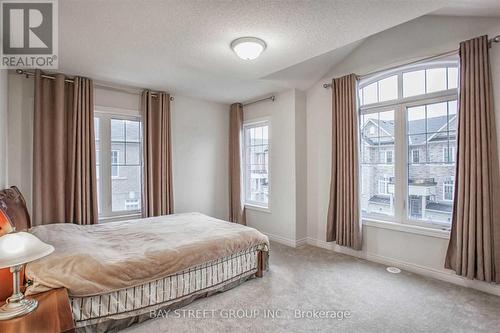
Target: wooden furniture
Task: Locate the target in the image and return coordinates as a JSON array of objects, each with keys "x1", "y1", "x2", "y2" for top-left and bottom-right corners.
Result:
[
  {"x1": 0, "y1": 186, "x2": 31, "y2": 303},
  {"x1": 0, "y1": 288, "x2": 75, "y2": 333}
]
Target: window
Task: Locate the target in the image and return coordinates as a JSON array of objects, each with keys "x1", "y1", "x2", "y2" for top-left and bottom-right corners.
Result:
[
  {"x1": 359, "y1": 57, "x2": 458, "y2": 228},
  {"x1": 385, "y1": 150, "x2": 393, "y2": 164},
  {"x1": 378, "y1": 177, "x2": 390, "y2": 194},
  {"x1": 111, "y1": 150, "x2": 119, "y2": 177},
  {"x1": 443, "y1": 146, "x2": 455, "y2": 163},
  {"x1": 243, "y1": 120, "x2": 270, "y2": 209},
  {"x1": 94, "y1": 112, "x2": 142, "y2": 219},
  {"x1": 443, "y1": 180, "x2": 454, "y2": 201},
  {"x1": 125, "y1": 198, "x2": 140, "y2": 210},
  {"x1": 411, "y1": 149, "x2": 420, "y2": 164}
]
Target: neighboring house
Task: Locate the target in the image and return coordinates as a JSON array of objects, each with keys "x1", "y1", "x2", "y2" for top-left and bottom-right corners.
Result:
[
  {"x1": 246, "y1": 137, "x2": 269, "y2": 204},
  {"x1": 361, "y1": 115, "x2": 456, "y2": 223},
  {"x1": 96, "y1": 119, "x2": 142, "y2": 213}
]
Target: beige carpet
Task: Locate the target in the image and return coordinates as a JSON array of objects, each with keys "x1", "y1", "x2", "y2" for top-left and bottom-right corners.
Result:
[{"x1": 123, "y1": 242, "x2": 500, "y2": 332}]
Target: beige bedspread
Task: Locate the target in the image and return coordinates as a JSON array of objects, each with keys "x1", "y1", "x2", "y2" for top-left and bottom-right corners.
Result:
[{"x1": 25, "y1": 213, "x2": 269, "y2": 297}]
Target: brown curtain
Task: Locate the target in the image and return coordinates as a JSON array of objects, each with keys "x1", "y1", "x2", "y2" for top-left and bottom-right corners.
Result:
[
  {"x1": 229, "y1": 103, "x2": 246, "y2": 225},
  {"x1": 142, "y1": 90, "x2": 174, "y2": 217},
  {"x1": 33, "y1": 70, "x2": 98, "y2": 226},
  {"x1": 445, "y1": 35, "x2": 500, "y2": 283},
  {"x1": 326, "y1": 74, "x2": 361, "y2": 249}
]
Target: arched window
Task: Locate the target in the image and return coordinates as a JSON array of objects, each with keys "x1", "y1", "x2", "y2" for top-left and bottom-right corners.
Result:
[{"x1": 359, "y1": 56, "x2": 458, "y2": 230}]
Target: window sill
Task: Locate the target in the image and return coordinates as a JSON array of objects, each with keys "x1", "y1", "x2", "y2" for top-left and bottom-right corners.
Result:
[
  {"x1": 99, "y1": 212, "x2": 141, "y2": 223},
  {"x1": 362, "y1": 218, "x2": 450, "y2": 239},
  {"x1": 245, "y1": 204, "x2": 271, "y2": 214}
]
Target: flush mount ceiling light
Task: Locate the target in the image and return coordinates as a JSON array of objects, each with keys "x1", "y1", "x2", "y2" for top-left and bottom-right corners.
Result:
[{"x1": 231, "y1": 37, "x2": 267, "y2": 60}]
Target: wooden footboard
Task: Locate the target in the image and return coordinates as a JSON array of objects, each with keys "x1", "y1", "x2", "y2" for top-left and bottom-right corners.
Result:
[{"x1": 256, "y1": 250, "x2": 264, "y2": 278}]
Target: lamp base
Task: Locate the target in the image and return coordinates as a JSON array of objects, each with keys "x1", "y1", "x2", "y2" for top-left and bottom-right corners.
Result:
[{"x1": 0, "y1": 297, "x2": 38, "y2": 320}]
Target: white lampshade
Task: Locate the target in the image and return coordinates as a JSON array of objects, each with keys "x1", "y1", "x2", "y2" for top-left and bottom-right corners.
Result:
[{"x1": 0, "y1": 232, "x2": 54, "y2": 268}]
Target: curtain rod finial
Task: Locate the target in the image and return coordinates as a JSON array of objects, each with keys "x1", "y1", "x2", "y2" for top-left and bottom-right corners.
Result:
[
  {"x1": 271, "y1": 95, "x2": 275, "y2": 102},
  {"x1": 323, "y1": 83, "x2": 332, "y2": 89},
  {"x1": 15, "y1": 69, "x2": 24, "y2": 75}
]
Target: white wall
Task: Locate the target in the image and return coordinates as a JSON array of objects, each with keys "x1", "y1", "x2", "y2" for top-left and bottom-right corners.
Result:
[
  {"x1": 0, "y1": 70, "x2": 7, "y2": 189},
  {"x1": 6, "y1": 73, "x2": 34, "y2": 212},
  {"x1": 171, "y1": 96, "x2": 229, "y2": 220},
  {"x1": 306, "y1": 15, "x2": 500, "y2": 294},
  {"x1": 295, "y1": 90, "x2": 308, "y2": 241},
  {"x1": 244, "y1": 89, "x2": 307, "y2": 245},
  {"x1": 6, "y1": 78, "x2": 229, "y2": 220}
]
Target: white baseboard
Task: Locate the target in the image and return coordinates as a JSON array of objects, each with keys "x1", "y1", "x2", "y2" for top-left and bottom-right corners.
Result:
[
  {"x1": 306, "y1": 237, "x2": 500, "y2": 297},
  {"x1": 264, "y1": 232, "x2": 307, "y2": 248}
]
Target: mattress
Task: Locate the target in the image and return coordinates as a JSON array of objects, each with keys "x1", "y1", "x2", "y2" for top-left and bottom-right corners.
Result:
[{"x1": 25, "y1": 213, "x2": 269, "y2": 296}]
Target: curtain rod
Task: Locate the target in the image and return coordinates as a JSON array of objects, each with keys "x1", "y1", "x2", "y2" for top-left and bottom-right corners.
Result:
[
  {"x1": 243, "y1": 95, "x2": 276, "y2": 107},
  {"x1": 323, "y1": 34, "x2": 500, "y2": 89},
  {"x1": 15, "y1": 69, "x2": 174, "y2": 101}
]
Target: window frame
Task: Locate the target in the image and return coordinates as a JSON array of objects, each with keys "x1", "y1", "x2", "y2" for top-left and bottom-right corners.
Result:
[
  {"x1": 359, "y1": 57, "x2": 458, "y2": 231},
  {"x1": 95, "y1": 109, "x2": 143, "y2": 221},
  {"x1": 242, "y1": 118, "x2": 271, "y2": 212}
]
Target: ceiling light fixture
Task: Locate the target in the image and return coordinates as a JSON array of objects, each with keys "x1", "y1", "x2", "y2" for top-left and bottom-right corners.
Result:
[{"x1": 231, "y1": 37, "x2": 266, "y2": 60}]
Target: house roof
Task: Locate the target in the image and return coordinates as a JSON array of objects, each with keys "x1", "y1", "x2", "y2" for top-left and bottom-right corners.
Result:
[{"x1": 363, "y1": 115, "x2": 455, "y2": 145}]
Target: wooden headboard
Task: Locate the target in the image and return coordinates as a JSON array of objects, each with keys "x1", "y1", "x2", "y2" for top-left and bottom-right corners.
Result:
[
  {"x1": 0, "y1": 186, "x2": 31, "y2": 233},
  {"x1": 0, "y1": 186, "x2": 31, "y2": 301}
]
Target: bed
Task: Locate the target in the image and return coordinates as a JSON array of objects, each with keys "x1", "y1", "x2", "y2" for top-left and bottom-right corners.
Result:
[{"x1": 0, "y1": 187, "x2": 269, "y2": 332}]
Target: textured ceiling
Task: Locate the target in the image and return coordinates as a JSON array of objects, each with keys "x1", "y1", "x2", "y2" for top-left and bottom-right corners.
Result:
[{"x1": 57, "y1": 0, "x2": 493, "y2": 103}]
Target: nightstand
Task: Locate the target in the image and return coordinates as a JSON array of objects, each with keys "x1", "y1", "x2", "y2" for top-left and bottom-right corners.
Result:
[{"x1": 0, "y1": 288, "x2": 75, "y2": 333}]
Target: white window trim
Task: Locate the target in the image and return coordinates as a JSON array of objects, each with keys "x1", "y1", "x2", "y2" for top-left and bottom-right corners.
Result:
[
  {"x1": 95, "y1": 110, "x2": 142, "y2": 220},
  {"x1": 243, "y1": 118, "x2": 271, "y2": 213},
  {"x1": 359, "y1": 58, "x2": 458, "y2": 232}
]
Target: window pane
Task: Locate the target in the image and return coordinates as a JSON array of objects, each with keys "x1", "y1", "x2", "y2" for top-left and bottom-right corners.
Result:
[
  {"x1": 112, "y1": 166, "x2": 142, "y2": 212},
  {"x1": 244, "y1": 124, "x2": 269, "y2": 208},
  {"x1": 111, "y1": 119, "x2": 142, "y2": 213},
  {"x1": 363, "y1": 82, "x2": 378, "y2": 105},
  {"x1": 360, "y1": 109, "x2": 395, "y2": 218},
  {"x1": 378, "y1": 75, "x2": 398, "y2": 102},
  {"x1": 126, "y1": 120, "x2": 140, "y2": 142},
  {"x1": 111, "y1": 143, "x2": 125, "y2": 165},
  {"x1": 407, "y1": 106, "x2": 425, "y2": 134},
  {"x1": 360, "y1": 165, "x2": 394, "y2": 218},
  {"x1": 447, "y1": 67, "x2": 458, "y2": 90},
  {"x1": 403, "y1": 70, "x2": 425, "y2": 97},
  {"x1": 94, "y1": 117, "x2": 101, "y2": 215},
  {"x1": 111, "y1": 119, "x2": 125, "y2": 141},
  {"x1": 94, "y1": 118, "x2": 100, "y2": 141},
  {"x1": 426, "y1": 102, "x2": 448, "y2": 133},
  {"x1": 406, "y1": 101, "x2": 457, "y2": 225},
  {"x1": 407, "y1": 166, "x2": 453, "y2": 224},
  {"x1": 126, "y1": 142, "x2": 141, "y2": 165},
  {"x1": 426, "y1": 68, "x2": 447, "y2": 93},
  {"x1": 448, "y1": 100, "x2": 458, "y2": 131}
]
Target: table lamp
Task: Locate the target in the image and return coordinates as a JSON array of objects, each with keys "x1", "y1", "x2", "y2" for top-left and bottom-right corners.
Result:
[{"x1": 0, "y1": 232, "x2": 54, "y2": 320}]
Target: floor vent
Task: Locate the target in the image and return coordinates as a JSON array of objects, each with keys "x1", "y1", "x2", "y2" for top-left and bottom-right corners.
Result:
[{"x1": 386, "y1": 267, "x2": 401, "y2": 274}]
